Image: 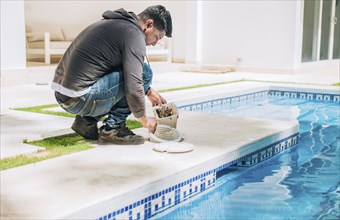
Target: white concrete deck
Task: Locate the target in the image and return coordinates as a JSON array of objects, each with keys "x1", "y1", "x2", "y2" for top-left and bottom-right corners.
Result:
[
  {"x1": 0, "y1": 62, "x2": 339, "y2": 219},
  {"x1": 1, "y1": 110, "x2": 298, "y2": 219}
]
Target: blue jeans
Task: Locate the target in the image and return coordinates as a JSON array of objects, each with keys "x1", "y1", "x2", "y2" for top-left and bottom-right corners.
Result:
[{"x1": 57, "y1": 63, "x2": 152, "y2": 128}]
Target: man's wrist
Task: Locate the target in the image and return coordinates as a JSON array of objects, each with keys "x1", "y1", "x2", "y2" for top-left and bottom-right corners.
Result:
[{"x1": 146, "y1": 87, "x2": 152, "y2": 96}]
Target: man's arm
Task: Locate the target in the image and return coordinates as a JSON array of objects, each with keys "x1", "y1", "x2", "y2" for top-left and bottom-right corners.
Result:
[
  {"x1": 122, "y1": 29, "x2": 146, "y2": 118},
  {"x1": 122, "y1": 30, "x2": 167, "y2": 133}
]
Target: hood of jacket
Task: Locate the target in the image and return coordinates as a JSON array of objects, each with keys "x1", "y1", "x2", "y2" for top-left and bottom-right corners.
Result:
[{"x1": 102, "y1": 8, "x2": 140, "y2": 29}]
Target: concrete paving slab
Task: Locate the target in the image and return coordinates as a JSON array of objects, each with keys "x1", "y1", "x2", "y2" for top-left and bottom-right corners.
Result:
[
  {"x1": 0, "y1": 110, "x2": 74, "y2": 159},
  {"x1": 0, "y1": 84, "x2": 56, "y2": 114}
]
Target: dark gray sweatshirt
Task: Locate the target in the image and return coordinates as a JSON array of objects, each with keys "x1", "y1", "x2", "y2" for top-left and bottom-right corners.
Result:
[{"x1": 52, "y1": 8, "x2": 146, "y2": 118}]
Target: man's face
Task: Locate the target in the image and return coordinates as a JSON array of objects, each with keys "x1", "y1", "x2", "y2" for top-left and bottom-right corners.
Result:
[{"x1": 143, "y1": 20, "x2": 166, "y2": 46}]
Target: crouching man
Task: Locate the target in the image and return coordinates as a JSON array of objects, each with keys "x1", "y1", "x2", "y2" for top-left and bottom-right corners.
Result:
[{"x1": 52, "y1": 5, "x2": 172, "y2": 145}]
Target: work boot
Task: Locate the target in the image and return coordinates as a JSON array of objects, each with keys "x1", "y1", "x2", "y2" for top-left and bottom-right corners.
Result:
[
  {"x1": 71, "y1": 115, "x2": 99, "y2": 140},
  {"x1": 99, "y1": 123, "x2": 145, "y2": 145}
]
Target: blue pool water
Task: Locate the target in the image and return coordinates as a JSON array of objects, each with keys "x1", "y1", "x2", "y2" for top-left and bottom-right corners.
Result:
[{"x1": 159, "y1": 96, "x2": 340, "y2": 220}]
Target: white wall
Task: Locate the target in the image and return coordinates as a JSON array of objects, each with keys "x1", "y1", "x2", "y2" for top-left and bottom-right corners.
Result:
[
  {"x1": 200, "y1": 1, "x2": 300, "y2": 71},
  {"x1": 24, "y1": 0, "x2": 187, "y2": 62},
  {"x1": 1, "y1": 0, "x2": 26, "y2": 69},
  {"x1": 23, "y1": 0, "x2": 309, "y2": 71},
  {"x1": 185, "y1": 1, "x2": 200, "y2": 64}
]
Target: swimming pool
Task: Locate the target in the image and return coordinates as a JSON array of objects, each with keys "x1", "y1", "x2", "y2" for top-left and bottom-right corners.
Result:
[
  {"x1": 157, "y1": 92, "x2": 340, "y2": 219},
  {"x1": 95, "y1": 87, "x2": 339, "y2": 220}
]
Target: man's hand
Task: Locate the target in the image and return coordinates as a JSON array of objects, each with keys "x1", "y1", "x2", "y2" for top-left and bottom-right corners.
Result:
[
  {"x1": 147, "y1": 88, "x2": 167, "y2": 106},
  {"x1": 138, "y1": 115, "x2": 157, "y2": 133}
]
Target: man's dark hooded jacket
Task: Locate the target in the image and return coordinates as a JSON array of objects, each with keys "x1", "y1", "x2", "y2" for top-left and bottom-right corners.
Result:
[{"x1": 52, "y1": 8, "x2": 147, "y2": 118}]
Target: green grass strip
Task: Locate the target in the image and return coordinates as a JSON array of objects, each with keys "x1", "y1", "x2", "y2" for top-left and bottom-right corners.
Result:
[
  {"x1": 13, "y1": 103, "x2": 74, "y2": 117},
  {"x1": 0, "y1": 134, "x2": 93, "y2": 171},
  {"x1": 158, "y1": 80, "x2": 245, "y2": 92},
  {"x1": 157, "y1": 79, "x2": 340, "y2": 93},
  {"x1": 0, "y1": 119, "x2": 141, "y2": 171},
  {"x1": 246, "y1": 79, "x2": 337, "y2": 87},
  {"x1": 2, "y1": 105, "x2": 143, "y2": 170}
]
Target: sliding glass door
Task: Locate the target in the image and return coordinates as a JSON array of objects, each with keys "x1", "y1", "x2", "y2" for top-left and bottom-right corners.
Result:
[
  {"x1": 302, "y1": 0, "x2": 339, "y2": 62},
  {"x1": 333, "y1": 0, "x2": 339, "y2": 59}
]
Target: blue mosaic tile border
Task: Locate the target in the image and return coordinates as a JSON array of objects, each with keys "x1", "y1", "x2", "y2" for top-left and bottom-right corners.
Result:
[
  {"x1": 178, "y1": 89, "x2": 340, "y2": 112},
  {"x1": 236, "y1": 133, "x2": 299, "y2": 167},
  {"x1": 97, "y1": 132, "x2": 299, "y2": 220},
  {"x1": 98, "y1": 169, "x2": 217, "y2": 220},
  {"x1": 269, "y1": 90, "x2": 340, "y2": 102},
  {"x1": 179, "y1": 91, "x2": 268, "y2": 111}
]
